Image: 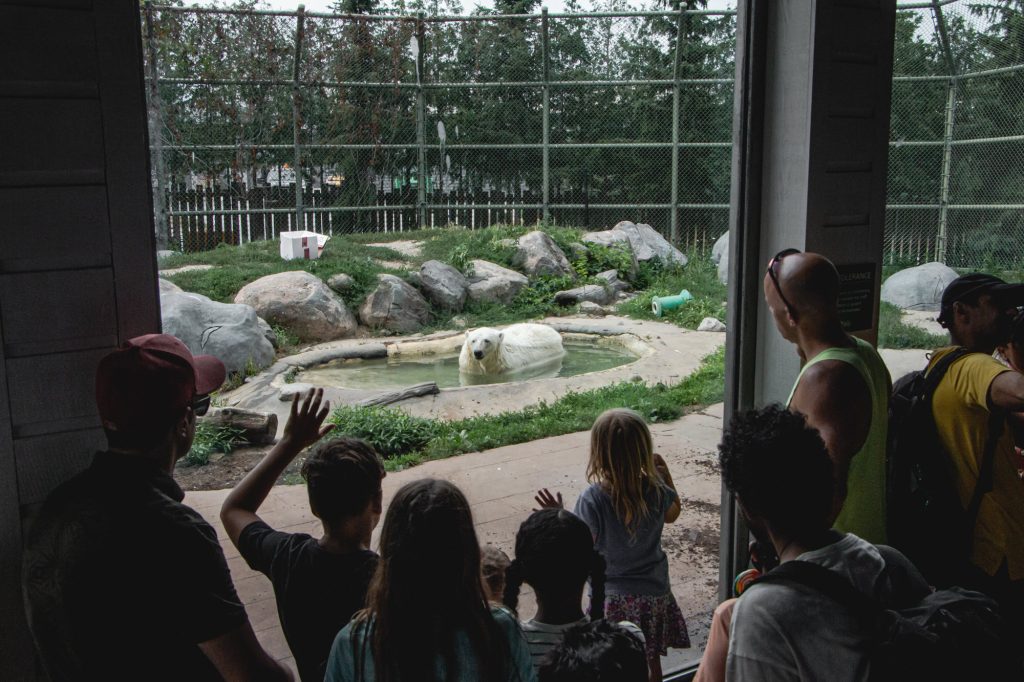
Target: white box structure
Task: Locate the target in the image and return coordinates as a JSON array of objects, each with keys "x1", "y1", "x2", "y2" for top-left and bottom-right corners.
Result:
[{"x1": 279, "y1": 231, "x2": 329, "y2": 260}]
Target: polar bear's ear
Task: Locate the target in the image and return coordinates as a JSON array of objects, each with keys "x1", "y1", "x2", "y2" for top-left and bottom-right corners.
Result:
[{"x1": 498, "y1": 331, "x2": 504, "y2": 341}]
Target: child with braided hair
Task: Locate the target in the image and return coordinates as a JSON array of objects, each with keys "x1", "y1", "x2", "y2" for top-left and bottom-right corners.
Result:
[
  {"x1": 536, "y1": 408, "x2": 689, "y2": 682},
  {"x1": 503, "y1": 508, "x2": 609, "y2": 669}
]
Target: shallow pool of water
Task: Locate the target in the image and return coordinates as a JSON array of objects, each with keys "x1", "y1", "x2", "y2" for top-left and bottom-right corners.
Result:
[{"x1": 298, "y1": 341, "x2": 639, "y2": 390}]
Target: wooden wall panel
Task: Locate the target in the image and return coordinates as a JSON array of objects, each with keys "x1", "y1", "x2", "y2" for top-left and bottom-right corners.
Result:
[{"x1": 0, "y1": 2, "x2": 159, "y2": 677}]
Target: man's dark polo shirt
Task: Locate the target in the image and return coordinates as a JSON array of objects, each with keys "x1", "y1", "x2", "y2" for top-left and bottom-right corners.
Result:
[{"x1": 23, "y1": 452, "x2": 248, "y2": 681}]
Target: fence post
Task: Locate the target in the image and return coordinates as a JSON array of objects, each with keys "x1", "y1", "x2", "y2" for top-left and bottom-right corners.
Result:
[
  {"x1": 292, "y1": 5, "x2": 306, "y2": 231},
  {"x1": 416, "y1": 11, "x2": 427, "y2": 229},
  {"x1": 144, "y1": 5, "x2": 170, "y2": 251},
  {"x1": 670, "y1": 3, "x2": 686, "y2": 245},
  {"x1": 542, "y1": 7, "x2": 551, "y2": 225},
  {"x1": 932, "y1": 1, "x2": 957, "y2": 264}
]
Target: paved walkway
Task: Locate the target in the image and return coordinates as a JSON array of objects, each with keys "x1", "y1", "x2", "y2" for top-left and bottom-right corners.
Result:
[{"x1": 184, "y1": 403, "x2": 725, "y2": 676}]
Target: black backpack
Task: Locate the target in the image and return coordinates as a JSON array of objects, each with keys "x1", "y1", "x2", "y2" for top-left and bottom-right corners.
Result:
[
  {"x1": 886, "y1": 348, "x2": 1003, "y2": 588},
  {"x1": 755, "y1": 560, "x2": 1017, "y2": 681}
]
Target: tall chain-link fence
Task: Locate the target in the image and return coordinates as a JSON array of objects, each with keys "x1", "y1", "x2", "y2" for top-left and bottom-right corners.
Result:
[{"x1": 145, "y1": 2, "x2": 1024, "y2": 270}]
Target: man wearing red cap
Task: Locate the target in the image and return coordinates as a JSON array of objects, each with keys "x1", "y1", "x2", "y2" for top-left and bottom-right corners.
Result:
[{"x1": 22, "y1": 334, "x2": 293, "y2": 681}]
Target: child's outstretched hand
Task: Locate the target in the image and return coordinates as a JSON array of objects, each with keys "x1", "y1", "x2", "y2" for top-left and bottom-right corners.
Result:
[
  {"x1": 534, "y1": 488, "x2": 564, "y2": 510},
  {"x1": 653, "y1": 453, "x2": 671, "y2": 479},
  {"x1": 281, "y1": 388, "x2": 335, "y2": 452}
]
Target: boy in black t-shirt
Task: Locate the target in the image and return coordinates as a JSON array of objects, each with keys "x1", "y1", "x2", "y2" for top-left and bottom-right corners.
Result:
[{"x1": 221, "y1": 389, "x2": 385, "y2": 682}]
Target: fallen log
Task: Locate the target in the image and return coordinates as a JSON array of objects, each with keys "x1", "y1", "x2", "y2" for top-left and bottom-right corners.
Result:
[
  {"x1": 201, "y1": 407, "x2": 278, "y2": 445},
  {"x1": 356, "y1": 382, "x2": 440, "y2": 407}
]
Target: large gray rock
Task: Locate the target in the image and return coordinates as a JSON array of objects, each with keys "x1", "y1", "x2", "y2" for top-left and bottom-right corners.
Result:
[
  {"x1": 718, "y1": 247, "x2": 730, "y2": 285},
  {"x1": 234, "y1": 271, "x2": 357, "y2": 342},
  {"x1": 512, "y1": 230, "x2": 575, "y2": 278},
  {"x1": 159, "y1": 278, "x2": 182, "y2": 295},
  {"x1": 611, "y1": 221, "x2": 688, "y2": 266},
  {"x1": 327, "y1": 273, "x2": 355, "y2": 294},
  {"x1": 579, "y1": 231, "x2": 640, "y2": 279},
  {"x1": 359, "y1": 274, "x2": 432, "y2": 333},
  {"x1": 420, "y1": 260, "x2": 468, "y2": 311},
  {"x1": 161, "y1": 290, "x2": 275, "y2": 376},
  {"x1": 711, "y1": 231, "x2": 729, "y2": 265},
  {"x1": 467, "y1": 259, "x2": 529, "y2": 305},
  {"x1": 595, "y1": 270, "x2": 630, "y2": 296},
  {"x1": 554, "y1": 284, "x2": 613, "y2": 307},
  {"x1": 881, "y1": 262, "x2": 959, "y2": 311}
]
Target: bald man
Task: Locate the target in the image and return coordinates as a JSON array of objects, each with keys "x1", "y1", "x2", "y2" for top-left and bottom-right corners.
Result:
[{"x1": 763, "y1": 250, "x2": 892, "y2": 543}]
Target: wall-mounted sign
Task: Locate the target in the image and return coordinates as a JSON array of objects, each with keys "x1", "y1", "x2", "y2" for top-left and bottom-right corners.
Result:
[{"x1": 837, "y1": 263, "x2": 876, "y2": 332}]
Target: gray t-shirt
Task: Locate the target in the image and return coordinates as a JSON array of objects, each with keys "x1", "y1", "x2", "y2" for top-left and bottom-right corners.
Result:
[
  {"x1": 574, "y1": 482, "x2": 678, "y2": 596},
  {"x1": 726, "y1": 533, "x2": 930, "y2": 682}
]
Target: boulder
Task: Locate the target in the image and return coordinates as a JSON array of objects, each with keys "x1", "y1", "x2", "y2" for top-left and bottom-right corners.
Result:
[
  {"x1": 718, "y1": 247, "x2": 730, "y2": 285},
  {"x1": 579, "y1": 301, "x2": 607, "y2": 316},
  {"x1": 235, "y1": 271, "x2": 357, "y2": 342},
  {"x1": 554, "y1": 284, "x2": 613, "y2": 307},
  {"x1": 419, "y1": 260, "x2": 468, "y2": 311},
  {"x1": 512, "y1": 230, "x2": 575, "y2": 278},
  {"x1": 567, "y1": 242, "x2": 589, "y2": 260},
  {"x1": 595, "y1": 270, "x2": 630, "y2": 296},
  {"x1": 881, "y1": 262, "x2": 959, "y2": 311},
  {"x1": 156, "y1": 250, "x2": 176, "y2": 262},
  {"x1": 327, "y1": 273, "x2": 355, "y2": 294},
  {"x1": 467, "y1": 259, "x2": 529, "y2": 305},
  {"x1": 257, "y1": 317, "x2": 277, "y2": 348},
  {"x1": 579, "y1": 231, "x2": 640, "y2": 279},
  {"x1": 359, "y1": 274, "x2": 432, "y2": 333},
  {"x1": 711, "y1": 231, "x2": 729, "y2": 265},
  {"x1": 159, "y1": 278, "x2": 182, "y2": 294},
  {"x1": 161, "y1": 289, "x2": 275, "y2": 376},
  {"x1": 697, "y1": 317, "x2": 727, "y2": 332},
  {"x1": 611, "y1": 221, "x2": 688, "y2": 266}
]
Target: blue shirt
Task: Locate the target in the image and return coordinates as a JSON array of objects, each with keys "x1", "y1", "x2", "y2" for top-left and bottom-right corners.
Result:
[
  {"x1": 324, "y1": 606, "x2": 536, "y2": 682},
  {"x1": 574, "y1": 482, "x2": 677, "y2": 596}
]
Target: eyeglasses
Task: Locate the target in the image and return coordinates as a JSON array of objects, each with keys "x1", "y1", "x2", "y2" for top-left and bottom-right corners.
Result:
[
  {"x1": 766, "y1": 248, "x2": 801, "y2": 315},
  {"x1": 192, "y1": 394, "x2": 211, "y2": 417}
]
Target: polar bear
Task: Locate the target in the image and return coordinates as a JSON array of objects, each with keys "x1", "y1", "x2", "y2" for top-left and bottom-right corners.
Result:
[{"x1": 459, "y1": 323, "x2": 565, "y2": 376}]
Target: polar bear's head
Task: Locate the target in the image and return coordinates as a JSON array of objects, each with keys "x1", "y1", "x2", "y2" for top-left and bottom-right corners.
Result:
[{"x1": 466, "y1": 327, "x2": 504, "y2": 361}]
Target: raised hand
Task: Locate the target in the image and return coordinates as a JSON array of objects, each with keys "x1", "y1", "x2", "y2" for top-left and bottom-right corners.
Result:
[
  {"x1": 534, "y1": 488, "x2": 564, "y2": 510},
  {"x1": 281, "y1": 388, "x2": 335, "y2": 452}
]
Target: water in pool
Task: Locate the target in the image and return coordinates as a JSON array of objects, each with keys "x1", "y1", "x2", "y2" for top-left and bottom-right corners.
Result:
[{"x1": 298, "y1": 342, "x2": 639, "y2": 390}]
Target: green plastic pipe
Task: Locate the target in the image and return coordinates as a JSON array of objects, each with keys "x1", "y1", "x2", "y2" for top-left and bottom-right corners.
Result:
[{"x1": 652, "y1": 289, "x2": 693, "y2": 317}]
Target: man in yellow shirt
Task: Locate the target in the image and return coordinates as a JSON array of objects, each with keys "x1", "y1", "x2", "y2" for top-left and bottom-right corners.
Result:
[{"x1": 932, "y1": 273, "x2": 1024, "y2": 638}]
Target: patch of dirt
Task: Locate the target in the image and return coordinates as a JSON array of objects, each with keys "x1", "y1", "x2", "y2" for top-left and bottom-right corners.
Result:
[
  {"x1": 367, "y1": 240, "x2": 424, "y2": 258},
  {"x1": 174, "y1": 444, "x2": 307, "y2": 491}
]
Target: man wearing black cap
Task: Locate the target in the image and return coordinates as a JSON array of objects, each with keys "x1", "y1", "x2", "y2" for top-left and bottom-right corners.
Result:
[
  {"x1": 931, "y1": 274, "x2": 1024, "y2": 635},
  {"x1": 22, "y1": 334, "x2": 293, "y2": 681}
]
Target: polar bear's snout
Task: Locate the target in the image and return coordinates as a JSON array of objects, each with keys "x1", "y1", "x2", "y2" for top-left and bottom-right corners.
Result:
[{"x1": 473, "y1": 349, "x2": 484, "y2": 359}]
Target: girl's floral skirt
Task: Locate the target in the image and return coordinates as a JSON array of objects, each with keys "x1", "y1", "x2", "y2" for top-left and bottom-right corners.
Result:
[{"x1": 605, "y1": 592, "x2": 691, "y2": 658}]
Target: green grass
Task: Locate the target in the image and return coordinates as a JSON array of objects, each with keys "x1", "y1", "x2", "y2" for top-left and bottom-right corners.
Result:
[
  {"x1": 325, "y1": 347, "x2": 725, "y2": 471},
  {"x1": 184, "y1": 422, "x2": 244, "y2": 467},
  {"x1": 877, "y1": 301, "x2": 949, "y2": 350},
  {"x1": 618, "y1": 257, "x2": 727, "y2": 329},
  {"x1": 160, "y1": 239, "x2": 412, "y2": 307}
]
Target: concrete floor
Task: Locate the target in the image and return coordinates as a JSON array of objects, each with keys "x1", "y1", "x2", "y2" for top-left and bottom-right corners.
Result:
[{"x1": 184, "y1": 403, "x2": 726, "y2": 677}]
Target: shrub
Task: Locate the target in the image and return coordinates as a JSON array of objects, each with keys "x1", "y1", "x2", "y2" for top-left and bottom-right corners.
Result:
[
  {"x1": 328, "y1": 405, "x2": 442, "y2": 459},
  {"x1": 185, "y1": 422, "x2": 244, "y2": 466}
]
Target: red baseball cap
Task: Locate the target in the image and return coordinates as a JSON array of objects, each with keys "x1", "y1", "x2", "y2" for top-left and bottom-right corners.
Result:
[{"x1": 95, "y1": 334, "x2": 225, "y2": 437}]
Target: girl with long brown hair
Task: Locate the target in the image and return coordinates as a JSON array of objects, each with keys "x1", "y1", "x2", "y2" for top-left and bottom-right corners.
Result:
[
  {"x1": 324, "y1": 478, "x2": 535, "y2": 682},
  {"x1": 536, "y1": 408, "x2": 689, "y2": 682}
]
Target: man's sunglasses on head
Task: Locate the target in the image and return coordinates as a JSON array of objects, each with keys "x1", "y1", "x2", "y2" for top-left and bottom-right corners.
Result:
[{"x1": 766, "y1": 248, "x2": 801, "y2": 314}]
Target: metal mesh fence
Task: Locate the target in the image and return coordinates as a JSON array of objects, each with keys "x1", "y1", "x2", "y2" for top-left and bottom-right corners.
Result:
[{"x1": 145, "y1": 2, "x2": 1024, "y2": 270}]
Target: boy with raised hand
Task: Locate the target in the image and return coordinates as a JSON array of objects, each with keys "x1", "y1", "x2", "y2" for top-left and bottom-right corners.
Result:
[{"x1": 221, "y1": 389, "x2": 386, "y2": 682}]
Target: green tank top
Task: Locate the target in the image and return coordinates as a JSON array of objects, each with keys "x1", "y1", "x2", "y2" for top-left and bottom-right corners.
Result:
[{"x1": 786, "y1": 336, "x2": 890, "y2": 544}]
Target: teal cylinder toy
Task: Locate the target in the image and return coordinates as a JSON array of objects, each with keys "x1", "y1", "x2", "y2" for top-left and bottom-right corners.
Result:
[{"x1": 651, "y1": 289, "x2": 693, "y2": 317}]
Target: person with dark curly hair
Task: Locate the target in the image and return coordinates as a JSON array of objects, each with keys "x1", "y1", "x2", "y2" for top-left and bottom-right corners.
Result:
[
  {"x1": 221, "y1": 389, "x2": 385, "y2": 682},
  {"x1": 537, "y1": 619, "x2": 648, "y2": 682},
  {"x1": 718, "y1": 405, "x2": 929, "y2": 681},
  {"x1": 502, "y1": 509, "x2": 610, "y2": 668}
]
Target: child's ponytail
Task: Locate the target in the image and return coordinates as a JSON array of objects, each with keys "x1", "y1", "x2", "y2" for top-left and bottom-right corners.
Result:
[
  {"x1": 502, "y1": 558, "x2": 525, "y2": 616},
  {"x1": 588, "y1": 549, "x2": 606, "y2": 621}
]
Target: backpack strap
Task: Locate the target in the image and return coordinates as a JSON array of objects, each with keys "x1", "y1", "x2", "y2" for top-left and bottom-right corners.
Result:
[
  {"x1": 752, "y1": 560, "x2": 880, "y2": 625},
  {"x1": 921, "y1": 347, "x2": 970, "y2": 397}
]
